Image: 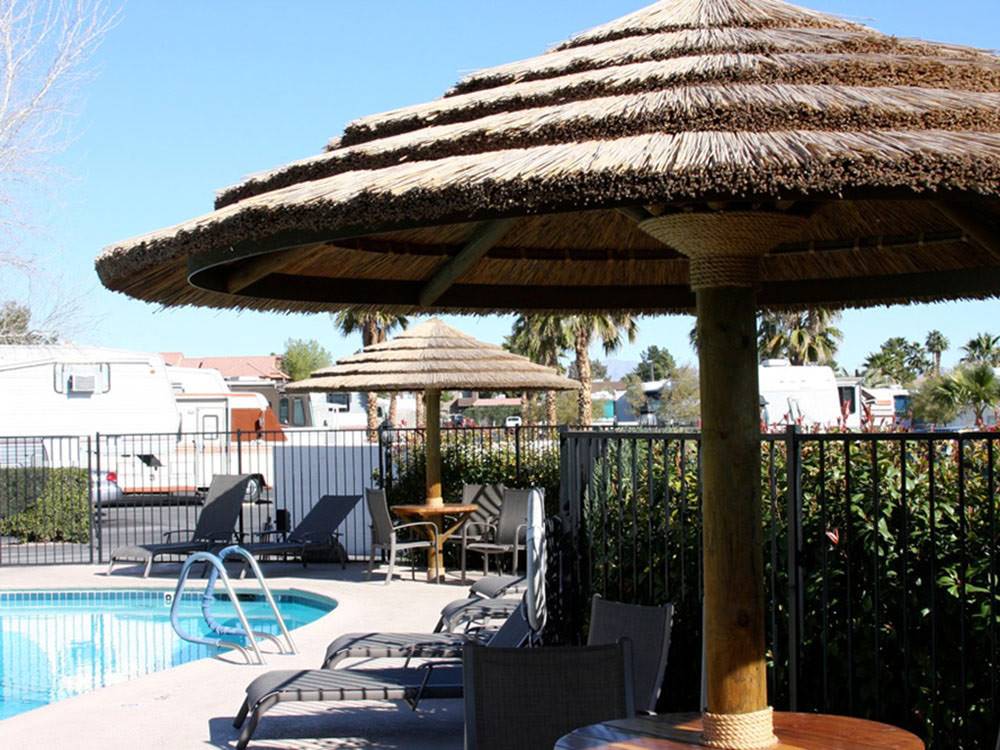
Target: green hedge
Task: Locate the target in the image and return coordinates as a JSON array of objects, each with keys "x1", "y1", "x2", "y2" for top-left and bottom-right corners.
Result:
[
  {"x1": 580, "y1": 435, "x2": 1000, "y2": 749},
  {"x1": 0, "y1": 468, "x2": 90, "y2": 543},
  {"x1": 0, "y1": 467, "x2": 52, "y2": 516}
]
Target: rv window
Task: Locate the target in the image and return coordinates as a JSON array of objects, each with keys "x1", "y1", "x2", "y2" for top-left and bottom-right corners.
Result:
[
  {"x1": 292, "y1": 398, "x2": 306, "y2": 426},
  {"x1": 838, "y1": 386, "x2": 857, "y2": 415},
  {"x1": 202, "y1": 414, "x2": 220, "y2": 438},
  {"x1": 278, "y1": 398, "x2": 290, "y2": 424},
  {"x1": 326, "y1": 392, "x2": 350, "y2": 410}
]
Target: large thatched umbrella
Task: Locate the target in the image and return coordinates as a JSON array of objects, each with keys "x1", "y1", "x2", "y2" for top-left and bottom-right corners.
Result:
[
  {"x1": 285, "y1": 317, "x2": 578, "y2": 506},
  {"x1": 97, "y1": 0, "x2": 1000, "y2": 745}
]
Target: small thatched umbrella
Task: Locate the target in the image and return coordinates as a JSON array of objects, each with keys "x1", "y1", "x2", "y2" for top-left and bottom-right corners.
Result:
[
  {"x1": 286, "y1": 318, "x2": 578, "y2": 506},
  {"x1": 98, "y1": 0, "x2": 1000, "y2": 745}
]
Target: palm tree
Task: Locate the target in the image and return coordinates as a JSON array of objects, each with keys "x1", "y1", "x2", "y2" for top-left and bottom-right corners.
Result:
[
  {"x1": 505, "y1": 315, "x2": 572, "y2": 425},
  {"x1": 566, "y1": 315, "x2": 638, "y2": 425},
  {"x1": 925, "y1": 330, "x2": 949, "y2": 376},
  {"x1": 758, "y1": 308, "x2": 842, "y2": 366},
  {"x1": 932, "y1": 363, "x2": 1000, "y2": 426},
  {"x1": 961, "y1": 332, "x2": 1000, "y2": 367},
  {"x1": 332, "y1": 310, "x2": 409, "y2": 435}
]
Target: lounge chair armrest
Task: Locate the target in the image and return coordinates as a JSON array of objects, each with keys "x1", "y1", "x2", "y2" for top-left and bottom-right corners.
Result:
[
  {"x1": 299, "y1": 530, "x2": 338, "y2": 544},
  {"x1": 462, "y1": 521, "x2": 494, "y2": 542},
  {"x1": 255, "y1": 529, "x2": 287, "y2": 541},
  {"x1": 203, "y1": 531, "x2": 240, "y2": 544},
  {"x1": 515, "y1": 522, "x2": 528, "y2": 543},
  {"x1": 161, "y1": 529, "x2": 195, "y2": 540}
]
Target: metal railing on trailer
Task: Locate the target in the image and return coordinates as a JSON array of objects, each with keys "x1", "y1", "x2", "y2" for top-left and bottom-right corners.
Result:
[{"x1": 554, "y1": 426, "x2": 1000, "y2": 750}]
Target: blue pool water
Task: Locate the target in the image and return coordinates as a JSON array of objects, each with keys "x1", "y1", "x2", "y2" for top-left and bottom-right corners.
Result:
[{"x1": 0, "y1": 589, "x2": 336, "y2": 720}]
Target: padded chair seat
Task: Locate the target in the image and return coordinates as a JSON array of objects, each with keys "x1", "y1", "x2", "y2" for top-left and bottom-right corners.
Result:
[
  {"x1": 245, "y1": 665, "x2": 464, "y2": 708},
  {"x1": 110, "y1": 541, "x2": 210, "y2": 561},
  {"x1": 324, "y1": 632, "x2": 473, "y2": 667}
]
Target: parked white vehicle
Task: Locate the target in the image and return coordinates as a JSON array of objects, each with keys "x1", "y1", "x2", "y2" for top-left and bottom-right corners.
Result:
[{"x1": 0, "y1": 344, "x2": 284, "y2": 496}]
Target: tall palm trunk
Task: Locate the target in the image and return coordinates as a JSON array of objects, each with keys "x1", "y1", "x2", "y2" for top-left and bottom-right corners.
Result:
[
  {"x1": 366, "y1": 393, "x2": 379, "y2": 441},
  {"x1": 575, "y1": 328, "x2": 593, "y2": 426},
  {"x1": 933, "y1": 351, "x2": 942, "y2": 376},
  {"x1": 545, "y1": 390, "x2": 557, "y2": 426},
  {"x1": 389, "y1": 393, "x2": 398, "y2": 427}
]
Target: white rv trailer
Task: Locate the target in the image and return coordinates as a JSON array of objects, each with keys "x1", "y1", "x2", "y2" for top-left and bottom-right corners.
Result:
[
  {"x1": 0, "y1": 345, "x2": 283, "y2": 495},
  {"x1": 758, "y1": 360, "x2": 843, "y2": 430},
  {"x1": 836, "y1": 377, "x2": 911, "y2": 430}
]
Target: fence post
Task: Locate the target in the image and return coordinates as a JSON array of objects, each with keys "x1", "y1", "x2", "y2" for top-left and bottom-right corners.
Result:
[
  {"x1": 94, "y1": 433, "x2": 103, "y2": 564},
  {"x1": 86, "y1": 436, "x2": 94, "y2": 564},
  {"x1": 515, "y1": 424, "x2": 522, "y2": 484},
  {"x1": 236, "y1": 429, "x2": 243, "y2": 474},
  {"x1": 785, "y1": 424, "x2": 804, "y2": 710},
  {"x1": 235, "y1": 429, "x2": 244, "y2": 542},
  {"x1": 378, "y1": 427, "x2": 386, "y2": 490}
]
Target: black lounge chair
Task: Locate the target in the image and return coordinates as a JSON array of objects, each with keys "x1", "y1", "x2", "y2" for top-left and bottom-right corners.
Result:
[
  {"x1": 106, "y1": 474, "x2": 252, "y2": 577},
  {"x1": 240, "y1": 494, "x2": 360, "y2": 571},
  {"x1": 233, "y1": 604, "x2": 532, "y2": 750},
  {"x1": 234, "y1": 596, "x2": 671, "y2": 749},
  {"x1": 323, "y1": 587, "x2": 529, "y2": 669}
]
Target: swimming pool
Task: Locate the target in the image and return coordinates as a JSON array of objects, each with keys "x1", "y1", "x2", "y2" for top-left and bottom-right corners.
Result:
[{"x1": 0, "y1": 589, "x2": 336, "y2": 720}]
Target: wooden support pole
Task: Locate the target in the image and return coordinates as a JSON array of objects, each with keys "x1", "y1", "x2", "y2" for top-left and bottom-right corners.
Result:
[
  {"x1": 419, "y1": 219, "x2": 516, "y2": 307},
  {"x1": 424, "y1": 389, "x2": 443, "y2": 506},
  {"x1": 697, "y1": 285, "x2": 769, "y2": 716}
]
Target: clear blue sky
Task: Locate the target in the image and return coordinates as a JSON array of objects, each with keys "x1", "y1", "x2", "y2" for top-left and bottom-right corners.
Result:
[{"x1": 20, "y1": 0, "x2": 1000, "y2": 375}]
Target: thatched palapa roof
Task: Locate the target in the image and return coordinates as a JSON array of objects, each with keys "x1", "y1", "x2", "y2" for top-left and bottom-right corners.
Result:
[
  {"x1": 285, "y1": 318, "x2": 578, "y2": 393},
  {"x1": 97, "y1": 0, "x2": 1000, "y2": 314}
]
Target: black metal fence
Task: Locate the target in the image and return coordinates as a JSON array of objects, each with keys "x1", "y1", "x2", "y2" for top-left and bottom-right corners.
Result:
[
  {"x1": 555, "y1": 427, "x2": 1000, "y2": 750},
  {"x1": 0, "y1": 425, "x2": 561, "y2": 567}
]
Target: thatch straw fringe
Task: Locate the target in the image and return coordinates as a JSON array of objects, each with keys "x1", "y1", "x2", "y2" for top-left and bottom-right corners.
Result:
[
  {"x1": 452, "y1": 27, "x2": 993, "y2": 96},
  {"x1": 556, "y1": 0, "x2": 865, "y2": 50},
  {"x1": 96, "y1": 0, "x2": 1000, "y2": 316},
  {"x1": 286, "y1": 318, "x2": 579, "y2": 393},
  {"x1": 341, "y1": 53, "x2": 1000, "y2": 147},
  {"x1": 218, "y1": 85, "x2": 1000, "y2": 208},
  {"x1": 100, "y1": 128, "x2": 1000, "y2": 286}
]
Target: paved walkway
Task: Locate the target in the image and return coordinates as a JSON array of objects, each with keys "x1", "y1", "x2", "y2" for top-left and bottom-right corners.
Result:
[{"x1": 0, "y1": 562, "x2": 467, "y2": 749}]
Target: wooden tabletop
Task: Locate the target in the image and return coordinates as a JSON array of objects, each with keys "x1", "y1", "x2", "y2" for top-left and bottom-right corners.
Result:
[
  {"x1": 391, "y1": 503, "x2": 478, "y2": 517},
  {"x1": 555, "y1": 712, "x2": 924, "y2": 750}
]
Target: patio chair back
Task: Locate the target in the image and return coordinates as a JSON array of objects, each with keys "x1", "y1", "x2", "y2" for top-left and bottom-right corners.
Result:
[
  {"x1": 495, "y1": 488, "x2": 534, "y2": 545},
  {"x1": 365, "y1": 488, "x2": 395, "y2": 546},
  {"x1": 587, "y1": 597, "x2": 674, "y2": 713},
  {"x1": 289, "y1": 494, "x2": 361, "y2": 542},
  {"x1": 463, "y1": 641, "x2": 634, "y2": 750},
  {"x1": 193, "y1": 474, "x2": 252, "y2": 541},
  {"x1": 462, "y1": 483, "x2": 503, "y2": 527}
]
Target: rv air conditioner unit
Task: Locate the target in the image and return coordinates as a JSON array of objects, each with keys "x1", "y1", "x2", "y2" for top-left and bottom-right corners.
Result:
[{"x1": 68, "y1": 374, "x2": 97, "y2": 393}]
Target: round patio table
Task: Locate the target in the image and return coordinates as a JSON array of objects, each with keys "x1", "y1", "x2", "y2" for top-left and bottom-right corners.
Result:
[
  {"x1": 555, "y1": 712, "x2": 924, "y2": 750},
  {"x1": 391, "y1": 503, "x2": 478, "y2": 581}
]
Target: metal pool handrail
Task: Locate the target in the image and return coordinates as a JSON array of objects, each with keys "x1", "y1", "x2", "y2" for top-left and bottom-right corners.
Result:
[
  {"x1": 215, "y1": 545, "x2": 297, "y2": 656},
  {"x1": 169, "y1": 546, "x2": 296, "y2": 664}
]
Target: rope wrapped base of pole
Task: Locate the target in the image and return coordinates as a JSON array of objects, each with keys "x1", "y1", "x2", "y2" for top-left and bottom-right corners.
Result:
[{"x1": 701, "y1": 706, "x2": 779, "y2": 749}]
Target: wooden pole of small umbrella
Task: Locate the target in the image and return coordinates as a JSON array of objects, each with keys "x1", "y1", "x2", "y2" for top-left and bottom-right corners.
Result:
[{"x1": 424, "y1": 389, "x2": 443, "y2": 506}]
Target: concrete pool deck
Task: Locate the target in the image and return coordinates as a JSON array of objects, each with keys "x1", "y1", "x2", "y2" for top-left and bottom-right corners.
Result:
[{"x1": 0, "y1": 562, "x2": 469, "y2": 749}]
